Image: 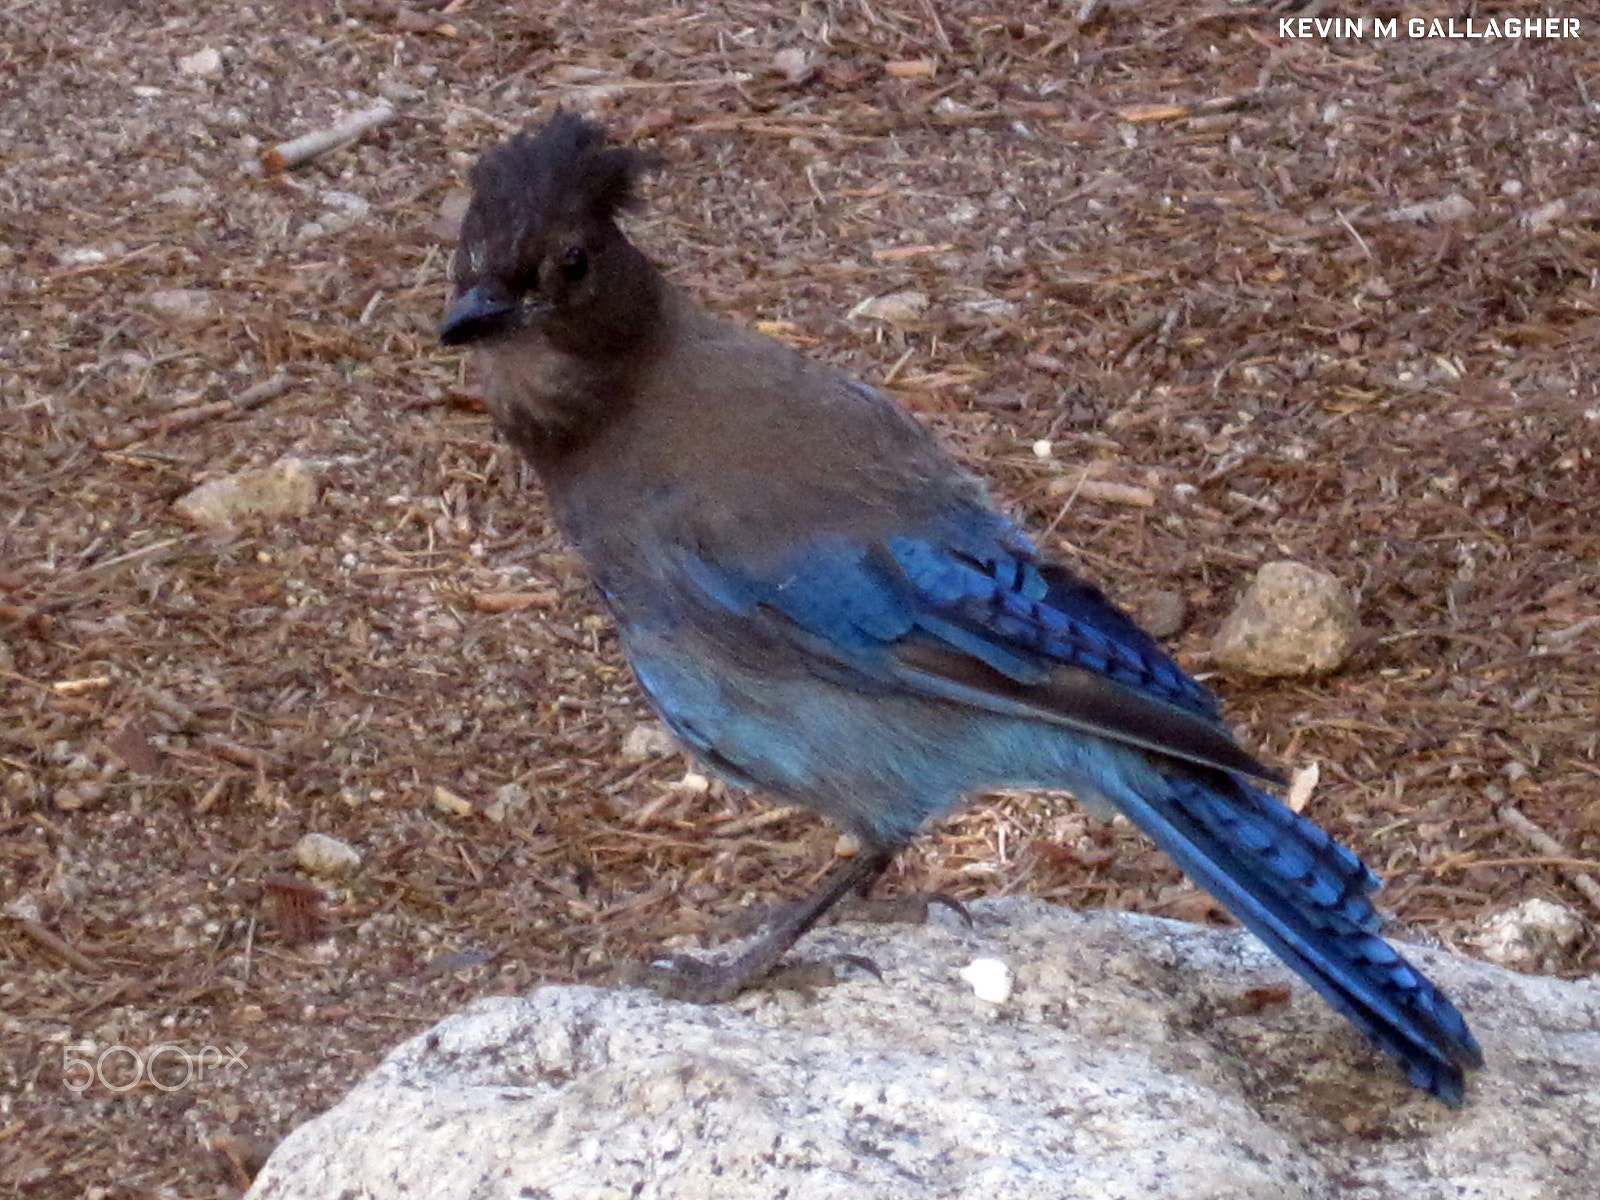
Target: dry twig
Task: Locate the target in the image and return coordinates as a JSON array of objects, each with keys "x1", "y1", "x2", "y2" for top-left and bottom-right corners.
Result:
[
  {"x1": 1499, "y1": 806, "x2": 1600, "y2": 917},
  {"x1": 9, "y1": 916, "x2": 101, "y2": 974},
  {"x1": 261, "y1": 103, "x2": 397, "y2": 173}
]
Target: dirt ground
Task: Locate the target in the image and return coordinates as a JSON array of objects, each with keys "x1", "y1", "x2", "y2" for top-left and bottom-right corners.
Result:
[{"x1": 2, "y1": 2, "x2": 1597, "y2": 1195}]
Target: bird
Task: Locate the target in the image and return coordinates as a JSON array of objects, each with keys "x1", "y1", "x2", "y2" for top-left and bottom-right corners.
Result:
[{"x1": 438, "y1": 110, "x2": 1483, "y2": 1106}]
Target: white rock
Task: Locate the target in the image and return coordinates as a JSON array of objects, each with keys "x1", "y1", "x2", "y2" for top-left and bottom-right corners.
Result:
[
  {"x1": 484, "y1": 782, "x2": 531, "y2": 825},
  {"x1": 173, "y1": 458, "x2": 319, "y2": 528},
  {"x1": 178, "y1": 47, "x2": 223, "y2": 78},
  {"x1": 1525, "y1": 198, "x2": 1568, "y2": 234},
  {"x1": 317, "y1": 190, "x2": 372, "y2": 234},
  {"x1": 244, "y1": 900, "x2": 1600, "y2": 1200},
  {"x1": 155, "y1": 186, "x2": 207, "y2": 209},
  {"x1": 954, "y1": 296, "x2": 1019, "y2": 324},
  {"x1": 1212, "y1": 561, "x2": 1359, "y2": 678},
  {"x1": 145, "y1": 288, "x2": 218, "y2": 322},
  {"x1": 56, "y1": 246, "x2": 110, "y2": 267},
  {"x1": 377, "y1": 79, "x2": 426, "y2": 104},
  {"x1": 1471, "y1": 898, "x2": 1585, "y2": 971},
  {"x1": 1388, "y1": 192, "x2": 1476, "y2": 223},
  {"x1": 294, "y1": 832, "x2": 361, "y2": 878},
  {"x1": 958, "y1": 956, "x2": 1014, "y2": 1003},
  {"x1": 620, "y1": 723, "x2": 676, "y2": 764},
  {"x1": 3, "y1": 892, "x2": 42, "y2": 923},
  {"x1": 772, "y1": 47, "x2": 814, "y2": 84},
  {"x1": 848, "y1": 291, "x2": 929, "y2": 326},
  {"x1": 322, "y1": 190, "x2": 371, "y2": 217}
]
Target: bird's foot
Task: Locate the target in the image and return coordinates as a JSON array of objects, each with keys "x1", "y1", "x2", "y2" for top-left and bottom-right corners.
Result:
[
  {"x1": 831, "y1": 892, "x2": 972, "y2": 927},
  {"x1": 625, "y1": 949, "x2": 881, "y2": 1003},
  {"x1": 623, "y1": 952, "x2": 750, "y2": 1003}
]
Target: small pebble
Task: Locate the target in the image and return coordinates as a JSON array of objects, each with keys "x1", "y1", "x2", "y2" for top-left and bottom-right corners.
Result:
[
  {"x1": 295, "y1": 832, "x2": 362, "y2": 878},
  {"x1": 621, "y1": 723, "x2": 676, "y2": 764},
  {"x1": 959, "y1": 957, "x2": 1014, "y2": 1004},
  {"x1": 1471, "y1": 898, "x2": 1584, "y2": 972}
]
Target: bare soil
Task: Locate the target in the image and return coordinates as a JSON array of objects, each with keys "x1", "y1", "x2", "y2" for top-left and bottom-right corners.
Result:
[{"x1": 2, "y1": 2, "x2": 1597, "y2": 1195}]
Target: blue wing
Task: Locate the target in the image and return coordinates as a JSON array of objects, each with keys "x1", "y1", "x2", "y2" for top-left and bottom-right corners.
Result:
[
  {"x1": 664, "y1": 509, "x2": 1481, "y2": 1104},
  {"x1": 672, "y1": 508, "x2": 1275, "y2": 784}
]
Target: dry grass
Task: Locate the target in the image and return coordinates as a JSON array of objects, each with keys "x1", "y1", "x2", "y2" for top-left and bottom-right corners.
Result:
[{"x1": 2, "y1": 2, "x2": 1597, "y2": 1194}]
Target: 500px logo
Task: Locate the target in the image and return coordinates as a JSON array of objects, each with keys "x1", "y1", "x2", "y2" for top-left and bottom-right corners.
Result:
[{"x1": 61, "y1": 1043, "x2": 247, "y2": 1093}]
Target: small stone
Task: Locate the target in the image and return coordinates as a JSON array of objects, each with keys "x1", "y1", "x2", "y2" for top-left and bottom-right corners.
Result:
[
  {"x1": 772, "y1": 47, "x2": 814, "y2": 84},
  {"x1": 1211, "y1": 561, "x2": 1359, "y2": 678},
  {"x1": 177, "y1": 47, "x2": 223, "y2": 78},
  {"x1": 4, "y1": 893, "x2": 42, "y2": 923},
  {"x1": 1472, "y1": 898, "x2": 1584, "y2": 972},
  {"x1": 318, "y1": 190, "x2": 372, "y2": 234},
  {"x1": 1388, "y1": 192, "x2": 1475, "y2": 224},
  {"x1": 848, "y1": 291, "x2": 929, "y2": 326},
  {"x1": 1525, "y1": 199, "x2": 1568, "y2": 235},
  {"x1": 56, "y1": 246, "x2": 110, "y2": 267},
  {"x1": 1133, "y1": 590, "x2": 1187, "y2": 639},
  {"x1": 959, "y1": 957, "x2": 1014, "y2": 1004},
  {"x1": 377, "y1": 79, "x2": 426, "y2": 104},
  {"x1": 485, "y1": 782, "x2": 531, "y2": 824},
  {"x1": 621, "y1": 723, "x2": 677, "y2": 764},
  {"x1": 294, "y1": 832, "x2": 362, "y2": 878},
  {"x1": 427, "y1": 190, "x2": 472, "y2": 242},
  {"x1": 173, "y1": 458, "x2": 318, "y2": 528},
  {"x1": 155, "y1": 186, "x2": 207, "y2": 209},
  {"x1": 52, "y1": 781, "x2": 106, "y2": 811},
  {"x1": 494, "y1": 782, "x2": 531, "y2": 812},
  {"x1": 954, "y1": 296, "x2": 1019, "y2": 325},
  {"x1": 145, "y1": 288, "x2": 219, "y2": 322}
]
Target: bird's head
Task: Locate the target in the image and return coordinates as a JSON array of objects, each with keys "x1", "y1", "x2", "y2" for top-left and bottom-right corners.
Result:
[{"x1": 440, "y1": 111, "x2": 658, "y2": 351}]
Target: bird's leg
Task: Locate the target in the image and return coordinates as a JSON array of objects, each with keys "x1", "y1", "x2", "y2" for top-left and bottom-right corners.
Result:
[{"x1": 627, "y1": 848, "x2": 894, "y2": 1003}]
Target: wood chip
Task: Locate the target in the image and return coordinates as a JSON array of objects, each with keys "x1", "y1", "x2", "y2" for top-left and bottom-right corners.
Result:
[
  {"x1": 261, "y1": 102, "x2": 397, "y2": 173},
  {"x1": 471, "y1": 590, "x2": 560, "y2": 613}
]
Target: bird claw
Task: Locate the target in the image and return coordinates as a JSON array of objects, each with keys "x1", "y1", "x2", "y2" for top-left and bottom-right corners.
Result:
[
  {"x1": 622, "y1": 952, "x2": 750, "y2": 1004},
  {"x1": 832, "y1": 891, "x2": 972, "y2": 927},
  {"x1": 626, "y1": 949, "x2": 884, "y2": 1002}
]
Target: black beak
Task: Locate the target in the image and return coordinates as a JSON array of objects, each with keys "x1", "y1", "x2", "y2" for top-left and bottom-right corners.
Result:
[{"x1": 439, "y1": 285, "x2": 521, "y2": 346}]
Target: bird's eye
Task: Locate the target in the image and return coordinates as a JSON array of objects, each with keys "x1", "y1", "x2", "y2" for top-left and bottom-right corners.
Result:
[{"x1": 558, "y1": 246, "x2": 589, "y2": 283}]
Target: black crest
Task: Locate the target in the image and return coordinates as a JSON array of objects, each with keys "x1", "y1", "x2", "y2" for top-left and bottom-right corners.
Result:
[{"x1": 468, "y1": 110, "x2": 655, "y2": 234}]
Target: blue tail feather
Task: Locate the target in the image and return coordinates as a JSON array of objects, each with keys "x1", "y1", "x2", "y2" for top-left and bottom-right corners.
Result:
[{"x1": 1108, "y1": 770, "x2": 1483, "y2": 1105}]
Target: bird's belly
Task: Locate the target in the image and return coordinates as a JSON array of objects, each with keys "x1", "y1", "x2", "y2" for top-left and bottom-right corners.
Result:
[{"x1": 627, "y1": 644, "x2": 1064, "y2": 847}]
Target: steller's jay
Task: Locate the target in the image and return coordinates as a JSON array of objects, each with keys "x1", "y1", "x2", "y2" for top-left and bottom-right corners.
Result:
[{"x1": 438, "y1": 111, "x2": 1482, "y2": 1105}]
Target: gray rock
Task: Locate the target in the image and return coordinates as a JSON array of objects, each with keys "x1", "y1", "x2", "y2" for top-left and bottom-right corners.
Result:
[
  {"x1": 246, "y1": 899, "x2": 1600, "y2": 1200},
  {"x1": 1212, "y1": 560, "x2": 1359, "y2": 677},
  {"x1": 1133, "y1": 589, "x2": 1188, "y2": 639}
]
